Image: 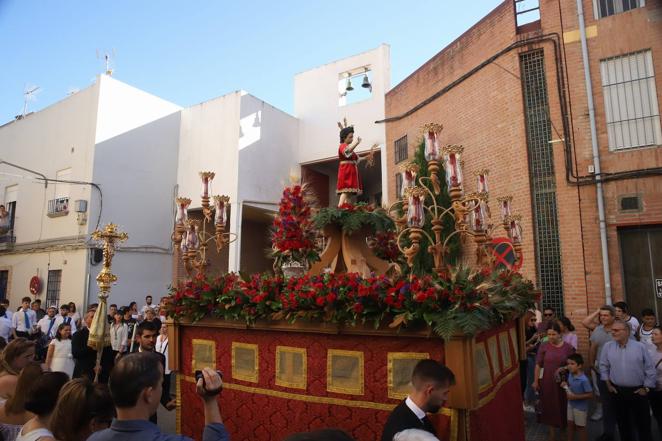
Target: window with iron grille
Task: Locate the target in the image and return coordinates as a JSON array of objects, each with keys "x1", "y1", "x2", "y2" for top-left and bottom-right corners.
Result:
[
  {"x1": 395, "y1": 173, "x2": 403, "y2": 200},
  {"x1": 45, "y1": 270, "x2": 62, "y2": 308},
  {"x1": 0, "y1": 271, "x2": 7, "y2": 300},
  {"x1": 394, "y1": 135, "x2": 408, "y2": 164},
  {"x1": 594, "y1": 0, "x2": 643, "y2": 19},
  {"x1": 600, "y1": 50, "x2": 661, "y2": 150},
  {"x1": 520, "y1": 50, "x2": 565, "y2": 314}
]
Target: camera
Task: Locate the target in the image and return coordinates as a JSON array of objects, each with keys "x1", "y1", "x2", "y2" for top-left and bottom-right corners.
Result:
[{"x1": 194, "y1": 369, "x2": 223, "y2": 388}]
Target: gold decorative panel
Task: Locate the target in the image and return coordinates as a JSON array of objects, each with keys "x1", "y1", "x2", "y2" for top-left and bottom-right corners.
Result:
[
  {"x1": 474, "y1": 342, "x2": 492, "y2": 392},
  {"x1": 327, "y1": 349, "x2": 364, "y2": 395},
  {"x1": 275, "y1": 346, "x2": 307, "y2": 390},
  {"x1": 509, "y1": 327, "x2": 519, "y2": 359},
  {"x1": 192, "y1": 339, "x2": 216, "y2": 372},
  {"x1": 232, "y1": 342, "x2": 259, "y2": 383},
  {"x1": 487, "y1": 336, "x2": 501, "y2": 378},
  {"x1": 499, "y1": 332, "x2": 512, "y2": 370},
  {"x1": 387, "y1": 352, "x2": 429, "y2": 399}
]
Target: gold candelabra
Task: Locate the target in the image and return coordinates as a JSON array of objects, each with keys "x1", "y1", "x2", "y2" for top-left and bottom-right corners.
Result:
[
  {"x1": 172, "y1": 172, "x2": 237, "y2": 278},
  {"x1": 388, "y1": 124, "x2": 524, "y2": 274}
]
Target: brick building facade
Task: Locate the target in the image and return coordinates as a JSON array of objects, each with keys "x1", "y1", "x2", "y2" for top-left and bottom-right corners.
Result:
[{"x1": 384, "y1": 0, "x2": 662, "y2": 350}]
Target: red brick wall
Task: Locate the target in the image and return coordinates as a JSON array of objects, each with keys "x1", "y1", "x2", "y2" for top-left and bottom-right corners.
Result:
[{"x1": 385, "y1": 0, "x2": 662, "y2": 352}]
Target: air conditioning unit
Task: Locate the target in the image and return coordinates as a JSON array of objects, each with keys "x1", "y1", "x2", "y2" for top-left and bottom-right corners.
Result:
[{"x1": 74, "y1": 200, "x2": 88, "y2": 213}]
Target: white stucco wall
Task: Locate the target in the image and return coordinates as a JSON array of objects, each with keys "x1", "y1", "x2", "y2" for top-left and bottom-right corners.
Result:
[
  {"x1": 94, "y1": 75, "x2": 181, "y2": 145},
  {"x1": 177, "y1": 93, "x2": 241, "y2": 205},
  {"x1": 177, "y1": 93, "x2": 242, "y2": 270},
  {"x1": 0, "y1": 75, "x2": 183, "y2": 309},
  {"x1": 294, "y1": 44, "x2": 390, "y2": 165},
  {"x1": 0, "y1": 83, "x2": 100, "y2": 244},
  {"x1": 0, "y1": 249, "x2": 88, "y2": 309},
  {"x1": 238, "y1": 93, "x2": 299, "y2": 204},
  {"x1": 89, "y1": 111, "x2": 181, "y2": 307}
]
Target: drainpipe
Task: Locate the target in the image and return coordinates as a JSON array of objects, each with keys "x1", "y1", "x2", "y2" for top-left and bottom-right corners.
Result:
[{"x1": 576, "y1": 0, "x2": 612, "y2": 305}]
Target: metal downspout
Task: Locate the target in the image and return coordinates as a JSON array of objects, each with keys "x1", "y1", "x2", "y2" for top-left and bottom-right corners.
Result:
[{"x1": 576, "y1": 0, "x2": 612, "y2": 305}]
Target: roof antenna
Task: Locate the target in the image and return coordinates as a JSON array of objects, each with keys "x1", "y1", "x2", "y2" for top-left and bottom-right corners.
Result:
[
  {"x1": 96, "y1": 49, "x2": 116, "y2": 76},
  {"x1": 22, "y1": 85, "x2": 41, "y2": 117}
]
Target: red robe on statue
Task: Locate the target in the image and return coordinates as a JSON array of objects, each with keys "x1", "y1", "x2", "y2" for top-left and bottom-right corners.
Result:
[{"x1": 336, "y1": 143, "x2": 362, "y2": 195}]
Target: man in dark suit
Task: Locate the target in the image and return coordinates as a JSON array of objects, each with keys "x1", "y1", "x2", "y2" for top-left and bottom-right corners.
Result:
[
  {"x1": 72, "y1": 310, "x2": 114, "y2": 383},
  {"x1": 381, "y1": 359, "x2": 456, "y2": 441},
  {"x1": 131, "y1": 320, "x2": 176, "y2": 422}
]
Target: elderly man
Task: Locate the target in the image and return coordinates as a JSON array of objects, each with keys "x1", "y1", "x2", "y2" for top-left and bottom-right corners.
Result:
[
  {"x1": 72, "y1": 310, "x2": 114, "y2": 382},
  {"x1": 599, "y1": 319, "x2": 656, "y2": 441}
]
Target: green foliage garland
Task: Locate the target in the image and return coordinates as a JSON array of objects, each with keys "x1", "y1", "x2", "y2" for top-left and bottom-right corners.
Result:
[{"x1": 312, "y1": 203, "x2": 394, "y2": 234}]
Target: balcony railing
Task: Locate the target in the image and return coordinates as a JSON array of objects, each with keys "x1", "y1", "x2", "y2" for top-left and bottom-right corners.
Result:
[
  {"x1": 47, "y1": 197, "x2": 69, "y2": 217},
  {"x1": 0, "y1": 229, "x2": 16, "y2": 249}
]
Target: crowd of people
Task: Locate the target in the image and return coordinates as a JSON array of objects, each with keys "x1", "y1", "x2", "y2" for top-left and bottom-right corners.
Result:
[
  {"x1": 0, "y1": 294, "x2": 178, "y2": 441},
  {"x1": 522, "y1": 302, "x2": 662, "y2": 441},
  {"x1": 0, "y1": 293, "x2": 455, "y2": 441}
]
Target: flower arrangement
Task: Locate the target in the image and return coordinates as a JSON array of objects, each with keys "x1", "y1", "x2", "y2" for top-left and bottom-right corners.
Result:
[
  {"x1": 368, "y1": 231, "x2": 402, "y2": 262},
  {"x1": 270, "y1": 184, "x2": 320, "y2": 269},
  {"x1": 166, "y1": 267, "x2": 536, "y2": 339}
]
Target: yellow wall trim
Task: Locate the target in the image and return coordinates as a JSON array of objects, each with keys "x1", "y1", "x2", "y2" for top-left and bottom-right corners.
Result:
[{"x1": 563, "y1": 25, "x2": 598, "y2": 44}]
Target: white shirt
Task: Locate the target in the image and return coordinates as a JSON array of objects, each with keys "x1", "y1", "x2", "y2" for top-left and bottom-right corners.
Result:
[
  {"x1": 405, "y1": 396, "x2": 427, "y2": 420},
  {"x1": 110, "y1": 323, "x2": 128, "y2": 352},
  {"x1": 639, "y1": 325, "x2": 656, "y2": 350},
  {"x1": 11, "y1": 308, "x2": 37, "y2": 333},
  {"x1": 0, "y1": 317, "x2": 11, "y2": 342},
  {"x1": 626, "y1": 316, "x2": 641, "y2": 335},
  {"x1": 53, "y1": 315, "x2": 77, "y2": 336},
  {"x1": 156, "y1": 335, "x2": 170, "y2": 374},
  {"x1": 141, "y1": 304, "x2": 158, "y2": 315},
  {"x1": 4, "y1": 310, "x2": 12, "y2": 321},
  {"x1": 37, "y1": 315, "x2": 58, "y2": 336}
]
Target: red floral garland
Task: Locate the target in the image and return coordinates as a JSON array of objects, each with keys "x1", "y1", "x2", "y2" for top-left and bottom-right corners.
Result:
[{"x1": 165, "y1": 268, "x2": 536, "y2": 338}]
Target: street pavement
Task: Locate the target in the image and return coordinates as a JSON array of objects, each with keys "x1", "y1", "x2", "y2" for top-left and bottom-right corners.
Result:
[{"x1": 524, "y1": 407, "x2": 604, "y2": 441}]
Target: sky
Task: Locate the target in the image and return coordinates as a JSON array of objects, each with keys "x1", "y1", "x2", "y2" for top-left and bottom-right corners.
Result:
[{"x1": 0, "y1": 0, "x2": 503, "y2": 124}]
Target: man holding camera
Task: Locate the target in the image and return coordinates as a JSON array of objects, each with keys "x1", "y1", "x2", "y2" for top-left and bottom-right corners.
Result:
[{"x1": 89, "y1": 352, "x2": 229, "y2": 441}]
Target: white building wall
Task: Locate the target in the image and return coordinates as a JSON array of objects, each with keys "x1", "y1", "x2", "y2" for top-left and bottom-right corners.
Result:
[
  {"x1": 94, "y1": 75, "x2": 181, "y2": 145},
  {"x1": 0, "y1": 249, "x2": 88, "y2": 309},
  {"x1": 294, "y1": 45, "x2": 390, "y2": 165},
  {"x1": 177, "y1": 93, "x2": 241, "y2": 270},
  {"x1": 0, "y1": 83, "x2": 100, "y2": 244},
  {"x1": 238, "y1": 93, "x2": 299, "y2": 205},
  {"x1": 89, "y1": 111, "x2": 181, "y2": 307},
  {"x1": 177, "y1": 93, "x2": 241, "y2": 205},
  {"x1": 0, "y1": 75, "x2": 184, "y2": 309}
]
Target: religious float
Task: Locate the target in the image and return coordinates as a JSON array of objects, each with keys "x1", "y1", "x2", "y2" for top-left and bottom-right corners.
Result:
[{"x1": 165, "y1": 122, "x2": 536, "y2": 441}]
